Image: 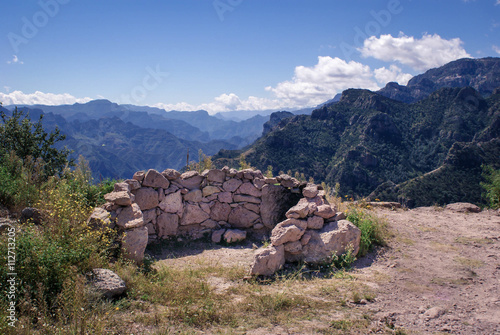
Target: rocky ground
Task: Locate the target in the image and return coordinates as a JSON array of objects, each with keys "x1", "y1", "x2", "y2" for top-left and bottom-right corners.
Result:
[{"x1": 154, "y1": 205, "x2": 500, "y2": 334}]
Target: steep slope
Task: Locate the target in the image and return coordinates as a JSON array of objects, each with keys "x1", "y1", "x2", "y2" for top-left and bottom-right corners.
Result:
[
  {"x1": 215, "y1": 87, "x2": 499, "y2": 200},
  {"x1": 378, "y1": 57, "x2": 500, "y2": 103}
]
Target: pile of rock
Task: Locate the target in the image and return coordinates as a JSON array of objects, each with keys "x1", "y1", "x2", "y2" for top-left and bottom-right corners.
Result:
[
  {"x1": 250, "y1": 183, "x2": 361, "y2": 276},
  {"x1": 90, "y1": 167, "x2": 362, "y2": 276},
  {"x1": 90, "y1": 167, "x2": 302, "y2": 262}
]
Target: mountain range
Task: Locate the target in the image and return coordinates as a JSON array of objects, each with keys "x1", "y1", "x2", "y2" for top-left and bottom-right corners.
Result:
[{"x1": 213, "y1": 57, "x2": 500, "y2": 206}]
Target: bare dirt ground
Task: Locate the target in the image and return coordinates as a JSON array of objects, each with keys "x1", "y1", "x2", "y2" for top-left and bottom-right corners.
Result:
[{"x1": 153, "y1": 206, "x2": 500, "y2": 334}]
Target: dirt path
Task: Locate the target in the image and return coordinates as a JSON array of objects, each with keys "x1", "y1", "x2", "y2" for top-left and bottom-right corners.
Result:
[
  {"x1": 151, "y1": 206, "x2": 500, "y2": 334},
  {"x1": 355, "y1": 207, "x2": 500, "y2": 334}
]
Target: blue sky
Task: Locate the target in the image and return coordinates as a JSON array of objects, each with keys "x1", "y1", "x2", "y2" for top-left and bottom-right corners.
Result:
[{"x1": 1, "y1": 0, "x2": 499, "y2": 114}]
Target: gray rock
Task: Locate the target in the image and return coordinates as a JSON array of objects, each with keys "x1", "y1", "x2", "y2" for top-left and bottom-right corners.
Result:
[
  {"x1": 228, "y1": 205, "x2": 260, "y2": 228},
  {"x1": 250, "y1": 245, "x2": 285, "y2": 276},
  {"x1": 445, "y1": 202, "x2": 481, "y2": 213},
  {"x1": 202, "y1": 186, "x2": 220, "y2": 197},
  {"x1": 218, "y1": 191, "x2": 233, "y2": 203},
  {"x1": 104, "y1": 191, "x2": 133, "y2": 207},
  {"x1": 212, "y1": 229, "x2": 226, "y2": 243},
  {"x1": 114, "y1": 182, "x2": 131, "y2": 193},
  {"x1": 285, "y1": 198, "x2": 310, "y2": 219},
  {"x1": 237, "y1": 182, "x2": 262, "y2": 197},
  {"x1": 124, "y1": 179, "x2": 141, "y2": 191},
  {"x1": 207, "y1": 169, "x2": 226, "y2": 183},
  {"x1": 284, "y1": 240, "x2": 303, "y2": 254},
  {"x1": 181, "y1": 203, "x2": 210, "y2": 225},
  {"x1": 298, "y1": 220, "x2": 361, "y2": 263},
  {"x1": 183, "y1": 189, "x2": 203, "y2": 202},
  {"x1": 233, "y1": 194, "x2": 261, "y2": 204},
  {"x1": 132, "y1": 171, "x2": 145, "y2": 182},
  {"x1": 157, "y1": 212, "x2": 179, "y2": 237},
  {"x1": 142, "y1": 208, "x2": 157, "y2": 224},
  {"x1": 223, "y1": 229, "x2": 247, "y2": 243},
  {"x1": 134, "y1": 187, "x2": 159, "y2": 211},
  {"x1": 270, "y1": 218, "x2": 307, "y2": 246},
  {"x1": 116, "y1": 203, "x2": 144, "y2": 229},
  {"x1": 223, "y1": 178, "x2": 243, "y2": 192},
  {"x1": 314, "y1": 204, "x2": 336, "y2": 219},
  {"x1": 121, "y1": 226, "x2": 148, "y2": 263},
  {"x1": 210, "y1": 202, "x2": 232, "y2": 222},
  {"x1": 302, "y1": 183, "x2": 319, "y2": 198},
  {"x1": 162, "y1": 168, "x2": 181, "y2": 180},
  {"x1": 307, "y1": 215, "x2": 324, "y2": 229},
  {"x1": 88, "y1": 268, "x2": 126, "y2": 299},
  {"x1": 142, "y1": 169, "x2": 170, "y2": 189},
  {"x1": 159, "y1": 191, "x2": 183, "y2": 213},
  {"x1": 179, "y1": 171, "x2": 204, "y2": 190}
]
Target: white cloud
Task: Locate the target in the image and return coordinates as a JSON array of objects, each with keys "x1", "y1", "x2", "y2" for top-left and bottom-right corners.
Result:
[
  {"x1": 359, "y1": 33, "x2": 470, "y2": 71},
  {"x1": 0, "y1": 90, "x2": 92, "y2": 105},
  {"x1": 265, "y1": 56, "x2": 379, "y2": 107},
  {"x1": 7, "y1": 55, "x2": 23, "y2": 65},
  {"x1": 496, "y1": 0, "x2": 500, "y2": 5},
  {"x1": 374, "y1": 65, "x2": 413, "y2": 86},
  {"x1": 493, "y1": 45, "x2": 500, "y2": 55}
]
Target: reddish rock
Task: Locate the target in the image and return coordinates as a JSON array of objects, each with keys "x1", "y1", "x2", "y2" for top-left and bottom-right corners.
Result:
[{"x1": 142, "y1": 169, "x2": 170, "y2": 189}]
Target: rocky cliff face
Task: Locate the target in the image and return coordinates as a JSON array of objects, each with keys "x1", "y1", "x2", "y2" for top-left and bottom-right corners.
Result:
[{"x1": 378, "y1": 57, "x2": 500, "y2": 103}]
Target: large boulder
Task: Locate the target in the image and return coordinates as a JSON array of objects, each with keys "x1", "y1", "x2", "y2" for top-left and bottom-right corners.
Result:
[
  {"x1": 250, "y1": 245, "x2": 285, "y2": 276},
  {"x1": 297, "y1": 220, "x2": 361, "y2": 263},
  {"x1": 270, "y1": 218, "x2": 307, "y2": 246},
  {"x1": 87, "y1": 268, "x2": 126, "y2": 299},
  {"x1": 134, "y1": 187, "x2": 159, "y2": 211},
  {"x1": 121, "y1": 226, "x2": 148, "y2": 263},
  {"x1": 142, "y1": 169, "x2": 170, "y2": 189}
]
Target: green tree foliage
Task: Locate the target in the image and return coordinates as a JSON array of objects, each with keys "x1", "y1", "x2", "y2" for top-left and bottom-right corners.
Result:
[
  {"x1": 481, "y1": 165, "x2": 500, "y2": 209},
  {"x1": 0, "y1": 107, "x2": 71, "y2": 177}
]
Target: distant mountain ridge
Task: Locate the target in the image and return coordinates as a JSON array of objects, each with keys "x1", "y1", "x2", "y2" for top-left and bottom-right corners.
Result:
[{"x1": 378, "y1": 57, "x2": 500, "y2": 103}]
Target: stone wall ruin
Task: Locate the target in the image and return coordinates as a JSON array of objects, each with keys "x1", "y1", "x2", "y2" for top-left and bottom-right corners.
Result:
[{"x1": 90, "y1": 167, "x2": 361, "y2": 276}]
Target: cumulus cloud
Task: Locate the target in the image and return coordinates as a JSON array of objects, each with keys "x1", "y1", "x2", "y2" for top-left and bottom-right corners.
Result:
[
  {"x1": 493, "y1": 45, "x2": 500, "y2": 55},
  {"x1": 374, "y1": 65, "x2": 413, "y2": 86},
  {"x1": 359, "y1": 33, "x2": 470, "y2": 71},
  {"x1": 7, "y1": 55, "x2": 23, "y2": 65},
  {"x1": 265, "y1": 56, "x2": 379, "y2": 107},
  {"x1": 0, "y1": 90, "x2": 92, "y2": 105}
]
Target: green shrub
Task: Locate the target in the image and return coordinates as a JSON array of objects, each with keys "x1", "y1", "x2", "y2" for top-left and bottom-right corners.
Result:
[
  {"x1": 481, "y1": 165, "x2": 500, "y2": 209},
  {"x1": 346, "y1": 207, "x2": 388, "y2": 257}
]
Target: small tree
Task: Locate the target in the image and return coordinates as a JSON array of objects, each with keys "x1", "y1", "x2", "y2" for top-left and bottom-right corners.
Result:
[
  {"x1": 0, "y1": 107, "x2": 71, "y2": 177},
  {"x1": 481, "y1": 165, "x2": 500, "y2": 209}
]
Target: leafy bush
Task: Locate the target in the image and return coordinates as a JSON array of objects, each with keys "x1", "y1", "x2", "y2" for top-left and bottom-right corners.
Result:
[
  {"x1": 0, "y1": 107, "x2": 71, "y2": 177},
  {"x1": 481, "y1": 165, "x2": 500, "y2": 209},
  {"x1": 346, "y1": 207, "x2": 388, "y2": 257}
]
